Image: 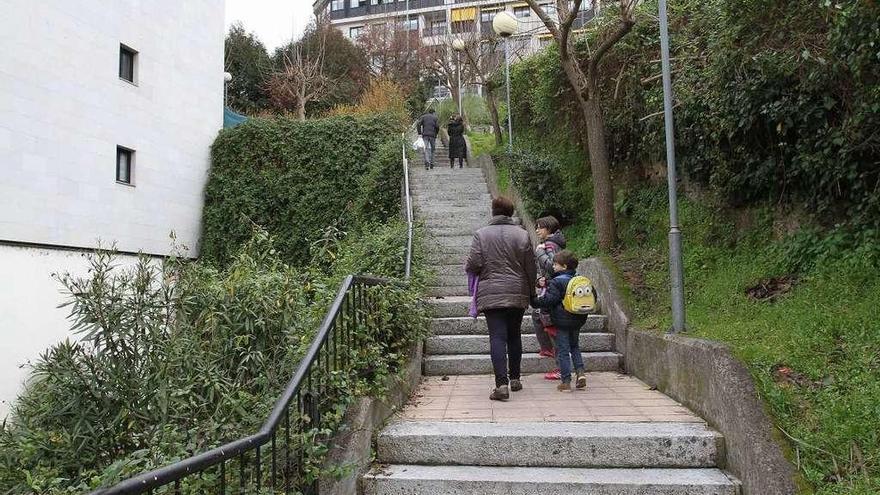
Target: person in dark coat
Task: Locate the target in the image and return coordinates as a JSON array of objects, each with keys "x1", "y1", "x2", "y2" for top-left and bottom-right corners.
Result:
[
  {"x1": 465, "y1": 196, "x2": 537, "y2": 401},
  {"x1": 417, "y1": 109, "x2": 440, "y2": 170},
  {"x1": 447, "y1": 115, "x2": 467, "y2": 169}
]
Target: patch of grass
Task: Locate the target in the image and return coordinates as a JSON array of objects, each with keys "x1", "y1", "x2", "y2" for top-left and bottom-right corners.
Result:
[
  {"x1": 467, "y1": 131, "x2": 497, "y2": 158},
  {"x1": 496, "y1": 162, "x2": 510, "y2": 194},
  {"x1": 608, "y1": 187, "x2": 880, "y2": 494},
  {"x1": 435, "y1": 95, "x2": 492, "y2": 127}
]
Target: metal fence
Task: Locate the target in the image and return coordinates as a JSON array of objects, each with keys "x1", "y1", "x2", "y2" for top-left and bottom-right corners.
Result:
[{"x1": 91, "y1": 137, "x2": 415, "y2": 495}]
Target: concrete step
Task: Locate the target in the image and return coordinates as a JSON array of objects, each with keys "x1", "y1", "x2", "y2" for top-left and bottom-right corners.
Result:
[
  {"x1": 427, "y1": 296, "x2": 472, "y2": 317},
  {"x1": 412, "y1": 192, "x2": 492, "y2": 202},
  {"x1": 414, "y1": 200, "x2": 489, "y2": 209},
  {"x1": 428, "y1": 286, "x2": 470, "y2": 297},
  {"x1": 364, "y1": 465, "x2": 739, "y2": 495},
  {"x1": 429, "y1": 264, "x2": 469, "y2": 276},
  {"x1": 426, "y1": 252, "x2": 470, "y2": 265},
  {"x1": 426, "y1": 333, "x2": 614, "y2": 355},
  {"x1": 431, "y1": 274, "x2": 470, "y2": 287},
  {"x1": 377, "y1": 422, "x2": 723, "y2": 468},
  {"x1": 427, "y1": 235, "x2": 475, "y2": 248},
  {"x1": 417, "y1": 207, "x2": 490, "y2": 217},
  {"x1": 411, "y1": 185, "x2": 491, "y2": 194},
  {"x1": 426, "y1": 226, "x2": 481, "y2": 237},
  {"x1": 430, "y1": 315, "x2": 608, "y2": 334},
  {"x1": 424, "y1": 352, "x2": 622, "y2": 375}
]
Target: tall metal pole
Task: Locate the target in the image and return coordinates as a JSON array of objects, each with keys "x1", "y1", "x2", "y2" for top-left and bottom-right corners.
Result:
[
  {"x1": 405, "y1": 0, "x2": 410, "y2": 52},
  {"x1": 504, "y1": 37, "x2": 512, "y2": 151},
  {"x1": 659, "y1": 0, "x2": 685, "y2": 333},
  {"x1": 457, "y1": 50, "x2": 463, "y2": 116}
]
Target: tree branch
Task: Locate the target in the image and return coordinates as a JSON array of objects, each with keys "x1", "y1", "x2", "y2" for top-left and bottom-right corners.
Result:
[{"x1": 588, "y1": 15, "x2": 635, "y2": 74}]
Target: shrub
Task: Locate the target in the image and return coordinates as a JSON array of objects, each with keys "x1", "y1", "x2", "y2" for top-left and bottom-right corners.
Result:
[
  {"x1": 201, "y1": 114, "x2": 403, "y2": 266},
  {"x1": 0, "y1": 225, "x2": 427, "y2": 493}
]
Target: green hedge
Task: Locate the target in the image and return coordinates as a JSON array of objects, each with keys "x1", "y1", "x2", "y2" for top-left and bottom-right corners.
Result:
[{"x1": 202, "y1": 114, "x2": 404, "y2": 266}]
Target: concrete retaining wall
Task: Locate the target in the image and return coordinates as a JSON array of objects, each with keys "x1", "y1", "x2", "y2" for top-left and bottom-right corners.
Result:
[
  {"x1": 580, "y1": 257, "x2": 797, "y2": 495},
  {"x1": 319, "y1": 343, "x2": 423, "y2": 495}
]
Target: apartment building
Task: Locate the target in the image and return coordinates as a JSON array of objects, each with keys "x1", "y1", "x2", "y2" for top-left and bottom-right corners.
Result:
[
  {"x1": 313, "y1": 0, "x2": 595, "y2": 58},
  {"x1": 0, "y1": 0, "x2": 225, "y2": 416}
]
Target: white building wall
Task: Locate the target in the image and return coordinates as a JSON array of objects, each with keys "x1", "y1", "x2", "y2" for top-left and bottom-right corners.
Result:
[{"x1": 0, "y1": 0, "x2": 225, "y2": 417}]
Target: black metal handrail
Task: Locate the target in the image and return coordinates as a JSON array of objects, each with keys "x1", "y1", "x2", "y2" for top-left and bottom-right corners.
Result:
[{"x1": 92, "y1": 138, "x2": 416, "y2": 495}]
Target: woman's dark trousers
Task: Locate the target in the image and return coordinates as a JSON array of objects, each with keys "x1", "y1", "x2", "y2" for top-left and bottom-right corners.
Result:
[{"x1": 484, "y1": 307, "x2": 526, "y2": 387}]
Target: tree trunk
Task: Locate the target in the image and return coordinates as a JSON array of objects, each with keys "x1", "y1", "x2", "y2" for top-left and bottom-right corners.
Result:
[
  {"x1": 485, "y1": 85, "x2": 504, "y2": 147},
  {"x1": 296, "y1": 96, "x2": 306, "y2": 121},
  {"x1": 559, "y1": 56, "x2": 617, "y2": 250}
]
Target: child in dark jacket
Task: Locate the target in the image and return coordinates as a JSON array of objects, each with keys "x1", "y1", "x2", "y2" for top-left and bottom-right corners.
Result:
[{"x1": 530, "y1": 250, "x2": 588, "y2": 391}]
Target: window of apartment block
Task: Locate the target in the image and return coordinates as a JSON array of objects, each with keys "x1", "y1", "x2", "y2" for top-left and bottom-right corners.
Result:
[
  {"x1": 331, "y1": 0, "x2": 345, "y2": 10},
  {"x1": 480, "y1": 9, "x2": 498, "y2": 23},
  {"x1": 349, "y1": 26, "x2": 363, "y2": 38},
  {"x1": 402, "y1": 18, "x2": 418, "y2": 31},
  {"x1": 116, "y1": 146, "x2": 134, "y2": 185},
  {"x1": 119, "y1": 44, "x2": 137, "y2": 83},
  {"x1": 513, "y1": 6, "x2": 530, "y2": 18}
]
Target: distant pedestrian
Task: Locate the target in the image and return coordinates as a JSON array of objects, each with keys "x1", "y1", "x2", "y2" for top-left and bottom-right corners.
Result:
[
  {"x1": 466, "y1": 196, "x2": 537, "y2": 401},
  {"x1": 447, "y1": 115, "x2": 467, "y2": 169},
  {"x1": 417, "y1": 108, "x2": 440, "y2": 170}
]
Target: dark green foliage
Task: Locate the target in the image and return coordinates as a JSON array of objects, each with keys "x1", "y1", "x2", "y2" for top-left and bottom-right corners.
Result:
[
  {"x1": 224, "y1": 23, "x2": 272, "y2": 114},
  {"x1": 201, "y1": 114, "x2": 402, "y2": 266},
  {"x1": 510, "y1": 0, "x2": 880, "y2": 228}
]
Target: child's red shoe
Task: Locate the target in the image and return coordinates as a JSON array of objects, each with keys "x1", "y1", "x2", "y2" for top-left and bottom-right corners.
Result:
[{"x1": 543, "y1": 369, "x2": 561, "y2": 380}]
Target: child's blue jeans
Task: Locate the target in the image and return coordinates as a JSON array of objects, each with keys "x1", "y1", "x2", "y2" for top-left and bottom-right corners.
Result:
[{"x1": 554, "y1": 326, "x2": 585, "y2": 383}]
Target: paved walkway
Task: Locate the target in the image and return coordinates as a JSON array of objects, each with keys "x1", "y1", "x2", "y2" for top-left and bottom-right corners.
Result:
[{"x1": 400, "y1": 373, "x2": 702, "y2": 423}]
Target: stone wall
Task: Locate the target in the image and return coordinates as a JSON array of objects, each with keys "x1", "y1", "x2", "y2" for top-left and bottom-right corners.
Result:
[
  {"x1": 580, "y1": 257, "x2": 798, "y2": 495},
  {"x1": 319, "y1": 343, "x2": 423, "y2": 495}
]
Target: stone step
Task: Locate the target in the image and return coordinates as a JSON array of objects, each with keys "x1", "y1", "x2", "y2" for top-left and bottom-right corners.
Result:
[
  {"x1": 414, "y1": 199, "x2": 489, "y2": 209},
  {"x1": 426, "y1": 333, "x2": 614, "y2": 355},
  {"x1": 427, "y1": 296, "x2": 473, "y2": 317},
  {"x1": 426, "y1": 252, "x2": 470, "y2": 265},
  {"x1": 428, "y1": 286, "x2": 471, "y2": 297},
  {"x1": 426, "y1": 226, "x2": 482, "y2": 237},
  {"x1": 427, "y1": 235, "x2": 476, "y2": 248},
  {"x1": 424, "y1": 352, "x2": 622, "y2": 375},
  {"x1": 412, "y1": 192, "x2": 492, "y2": 202},
  {"x1": 364, "y1": 465, "x2": 739, "y2": 495},
  {"x1": 416, "y1": 207, "x2": 490, "y2": 217},
  {"x1": 411, "y1": 185, "x2": 491, "y2": 194},
  {"x1": 417, "y1": 211, "x2": 490, "y2": 222},
  {"x1": 431, "y1": 274, "x2": 470, "y2": 287},
  {"x1": 429, "y1": 264, "x2": 468, "y2": 276},
  {"x1": 431, "y1": 315, "x2": 608, "y2": 334},
  {"x1": 376, "y1": 422, "x2": 723, "y2": 468}
]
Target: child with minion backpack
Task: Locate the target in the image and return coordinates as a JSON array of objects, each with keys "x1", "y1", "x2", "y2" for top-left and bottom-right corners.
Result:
[{"x1": 530, "y1": 250, "x2": 598, "y2": 391}]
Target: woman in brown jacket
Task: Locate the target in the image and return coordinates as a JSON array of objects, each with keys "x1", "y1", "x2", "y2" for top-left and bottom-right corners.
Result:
[{"x1": 465, "y1": 196, "x2": 537, "y2": 401}]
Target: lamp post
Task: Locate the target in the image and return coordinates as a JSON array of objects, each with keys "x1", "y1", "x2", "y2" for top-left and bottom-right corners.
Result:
[
  {"x1": 492, "y1": 11, "x2": 517, "y2": 152},
  {"x1": 223, "y1": 72, "x2": 233, "y2": 107},
  {"x1": 452, "y1": 38, "x2": 465, "y2": 118},
  {"x1": 658, "y1": 0, "x2": 685, "y2": 333}
]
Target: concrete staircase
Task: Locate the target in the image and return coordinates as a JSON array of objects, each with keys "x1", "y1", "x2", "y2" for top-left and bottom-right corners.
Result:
[{"x1": 362, "y1": 152, "x2": 741, "y2": 494}]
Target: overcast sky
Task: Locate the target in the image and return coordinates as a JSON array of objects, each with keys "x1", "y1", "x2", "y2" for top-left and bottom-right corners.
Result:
[{"x1": 225, "y1": 0, "x2": 316, "y2": 51}]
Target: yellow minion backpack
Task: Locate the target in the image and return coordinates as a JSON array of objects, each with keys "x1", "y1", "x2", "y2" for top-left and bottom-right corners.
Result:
[{"x1": 562, "y1": 275, "x2": 597, "y2": 315}]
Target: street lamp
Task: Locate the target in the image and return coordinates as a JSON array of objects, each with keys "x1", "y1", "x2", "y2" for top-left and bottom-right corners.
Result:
[
  {"x1": 223, "y1": 72, "x2": 233, "y2": 107},
  {"x1": 451, "y1": 38, "x2": 466, "y2": 118},
  {"x1": 658, "y1": 0, "x2": 685, "y2": 333},
  {"x1": 492, "y1": 11, "x2": 517, "y2": 152}
]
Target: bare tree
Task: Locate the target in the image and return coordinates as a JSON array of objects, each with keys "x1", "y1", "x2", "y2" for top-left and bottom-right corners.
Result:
[
  {"x1": 265, "y1": 25, "x2": 332, "y2": 120},
  {"x1": 524, "y1": 0, "x2": 639, "y2": 249},
  {"x1": 458, "y1": 32, "x2": 528, "y2": 146},
  {"x1": 357, "y1": 23, "x2": 428, "y2": 93},
  {"x1": 424, "y1": 37, "x2": 479, "y2": 120}
]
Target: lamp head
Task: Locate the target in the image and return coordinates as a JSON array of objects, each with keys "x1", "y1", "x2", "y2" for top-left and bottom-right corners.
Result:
[
  {"x1": 452, "y1": 38, "x2": 466, "y2": 51},
  {"x1": 492, "y1": 11, "x2": 518, "y2": 37},
  {"x1": 224, "y1": 72, "x2": 233, "y2": 83}
]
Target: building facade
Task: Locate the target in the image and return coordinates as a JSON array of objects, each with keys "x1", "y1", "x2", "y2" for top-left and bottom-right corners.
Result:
[
  {"x1": 0, "y1": 0, "x2": 225, "y2": 417},
  {"x1": 313, "y1": 0, "x2": 595, "y2": 57}
]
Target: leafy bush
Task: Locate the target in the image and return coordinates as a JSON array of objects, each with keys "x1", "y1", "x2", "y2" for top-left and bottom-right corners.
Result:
[
  {"x1": 201, "y1": 114, "x2": 403, "y2": 266},
  {"x1": 509, "y1": 0, "x2": 880, "y2": 229},
  {"x1": 0, "y1": 224, "x2": 427, "y2": 493}
]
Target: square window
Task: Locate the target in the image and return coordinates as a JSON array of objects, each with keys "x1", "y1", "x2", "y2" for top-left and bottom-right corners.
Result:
[
  {"x1": 116, "y1": 146, "x2": 134, "y2": 184},
  {"x1": 331, "y1": 0, "x2": 345, "y2": 10},
  {"x1": 349, "y1": 26, "x2": 363, "y2": 38},
  {"x1": 119, "y1": 44, "x2": 137, "y2": 83},
  {"x1": 514, "y1": 6, "x2": 530, "y2": 18}
]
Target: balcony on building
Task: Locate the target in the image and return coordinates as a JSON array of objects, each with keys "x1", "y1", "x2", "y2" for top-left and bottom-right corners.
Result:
[{"x1": 329, "y1": 0, "x2": 445, "y2": 21}]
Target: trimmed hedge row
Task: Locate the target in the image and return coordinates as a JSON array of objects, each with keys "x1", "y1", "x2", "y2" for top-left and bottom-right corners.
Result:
[{"x1": 202, "y1": 114, "x2": 403, "y2": 266}]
